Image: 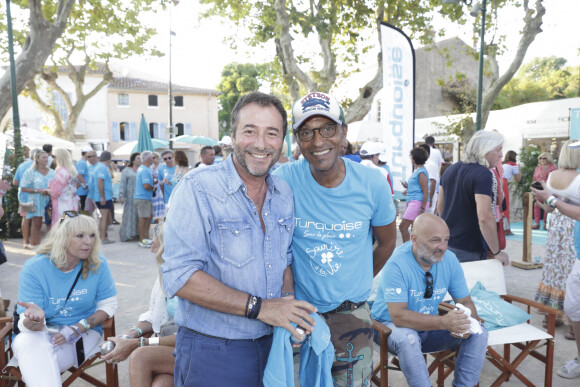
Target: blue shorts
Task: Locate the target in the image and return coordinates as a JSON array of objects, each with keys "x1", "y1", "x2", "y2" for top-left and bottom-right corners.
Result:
[
  {"x1": 174, "y1": 327, "x2": 272, "y2": 387},
  {"x1": 96, "y1": 199, "x2": 113, "y2": 211}
]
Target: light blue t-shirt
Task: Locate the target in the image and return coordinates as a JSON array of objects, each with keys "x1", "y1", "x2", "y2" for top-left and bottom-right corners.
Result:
[
  {"x1": 17, "y1": 254, "x2": 117, "y2": 334},
  {"x1": 15, "y1": 159, "x2": 33, "y2": 202},
  {"x1": 371, "y1": 241, "x2": 469, "y2": 323},
  {"x1": 76, "y1": 158, "x2": 89, "y2": 196},
  {"x1": 158, "y1": 164, "x2": 176, "y2": 203},
  {"x1": 134, "y1": 165, "x2": 154, "y2": 200},
  {"x1": 406, "y1": 166, "x2": 429, "y2": 201},
  {"x1": 14, "y1": 159, "x2": 33, "y2": 183},
  {"x1": 89, "y1": 162, "x2": 113, "y2": 202},
  {"x1": 274, "y1": 158, "x2": 397, "y2": 312}
]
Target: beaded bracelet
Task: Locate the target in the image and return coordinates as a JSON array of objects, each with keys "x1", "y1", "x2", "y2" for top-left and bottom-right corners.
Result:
[
  {"x1": 139, "y1": 337, "x2": 146, "y2": 347},
  {"x1": 129, "y1": 326, "x2": 143, "y2": 337}
]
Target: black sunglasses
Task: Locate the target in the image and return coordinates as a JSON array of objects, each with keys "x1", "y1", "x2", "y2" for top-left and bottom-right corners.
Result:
[
  {"x1": 60, "y1": 210, "x2": 89, "y2": 224},
  {"x1": 424, "y1": 271, "x2": 433, "y2": 299},
  {"x1": 163, "y1": 157, "x2": 172, "y2": 161}
]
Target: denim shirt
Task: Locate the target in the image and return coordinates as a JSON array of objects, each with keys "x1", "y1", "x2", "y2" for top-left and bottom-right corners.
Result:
[{"x1": 161, "y1": 156, "x2": 295, "y2": 339}]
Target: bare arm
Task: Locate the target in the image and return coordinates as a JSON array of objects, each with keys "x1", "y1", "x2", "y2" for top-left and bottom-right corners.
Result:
[
  {"x1": 281, "y1": 266, "x2": 295, "y2": 296},
  {"x1": 532, "y1": 183, "x2": 580, "y2": 221},
  {"x1": 175, "y1": 270, "x2": 316, "y2": 339},
  {"x1": 143, "y1": 184, "x2": 154, "y2": 191},
  {"x1": 372, "y1": 221, "x2": 397, "y2": 276},
  {"x1": 436, "y1": 186, "x2": 445, "y2": 215},
  {"x1": 419, "y1": 172, "x2": 429, "y2": 210},
  {"x1": 98, "y1": 178, "x2": 106, "y2": 204},
  {"x1": 475, "y1": 194, "x2": 509, "y2": 266},
  {"x1": 388, "y1": 302, "x2": 470, "y2": 334}
]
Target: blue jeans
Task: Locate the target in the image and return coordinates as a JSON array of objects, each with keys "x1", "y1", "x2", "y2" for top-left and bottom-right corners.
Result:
[
  {"x1": 386, "y1": 322, "x2": 488, "y2": 387},
  {"x1": 174, "y1": 327, "x2": 273, "y2": 387}
]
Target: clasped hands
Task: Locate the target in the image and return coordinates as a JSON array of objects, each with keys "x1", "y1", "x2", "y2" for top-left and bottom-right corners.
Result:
[
  {"x1": 442, "y1": 309, "x2": 472, "y2": 340},
  {"x1": 258, "y1": 294, "x2": 317, "y2": 345}
]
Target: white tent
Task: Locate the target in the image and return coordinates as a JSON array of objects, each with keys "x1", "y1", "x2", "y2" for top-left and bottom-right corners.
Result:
[
  {"x1": 3, "y1": 126, "x2": 75, "y2": 151},
  {"x1": 346, "y1": 120, "x2": 384, "y2": 143}
]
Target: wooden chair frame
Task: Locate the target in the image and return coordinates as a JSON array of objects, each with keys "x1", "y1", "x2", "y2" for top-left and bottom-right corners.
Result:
[{"x1": 0, "y1": 309, "x2": 118, "y2": 387}]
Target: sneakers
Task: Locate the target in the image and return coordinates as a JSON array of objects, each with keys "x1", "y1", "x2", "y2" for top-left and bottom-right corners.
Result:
[
  {"x1": 139, "y1": 239, "x2": 153, "y2": 248},
  {"x1": 558, "y1": 356, "x2": 580, "y2": 379}
]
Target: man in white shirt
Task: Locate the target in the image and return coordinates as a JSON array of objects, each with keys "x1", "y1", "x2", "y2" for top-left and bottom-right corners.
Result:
[{"x1": 359, "y1": 141, "x2": 393, "y2": 193}]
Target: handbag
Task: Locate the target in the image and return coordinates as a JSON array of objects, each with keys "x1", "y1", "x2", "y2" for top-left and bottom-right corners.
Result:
[{"x1": 19, "y1": 201, "x2": 36, "y2": 212}]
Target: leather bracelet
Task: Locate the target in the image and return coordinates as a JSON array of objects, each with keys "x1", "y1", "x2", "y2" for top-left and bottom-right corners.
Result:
[
  {"x1": 491, "y1": 248, "x2": 501, "y2": 256},
  {"x1": 246, "y1": 295, "x2": 259, "y2": 319}
]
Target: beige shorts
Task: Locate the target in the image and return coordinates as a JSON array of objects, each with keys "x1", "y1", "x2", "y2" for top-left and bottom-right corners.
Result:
[
  {"x1": 134, "y1": 199, "x2": 153, "y2": 218},
  {"x1": 564, "y1": 260, "x2": 580, "y2": 322}
]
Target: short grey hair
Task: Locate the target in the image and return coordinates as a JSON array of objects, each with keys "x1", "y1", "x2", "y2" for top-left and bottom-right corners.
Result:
[
  {"x1": 141, "y1": 150, "x2": 153, "y2": 162},
  {"x1": 462, "y1": 131, "x2": 503, "y2": 168},
  {"x1": 161, "y1": 149, "x2": 173, "y2": 157}
]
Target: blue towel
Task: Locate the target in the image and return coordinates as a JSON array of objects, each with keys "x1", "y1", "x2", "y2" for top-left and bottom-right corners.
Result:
[{"x1": 263, "y1": 313, "x2": 334, "y2": 387}]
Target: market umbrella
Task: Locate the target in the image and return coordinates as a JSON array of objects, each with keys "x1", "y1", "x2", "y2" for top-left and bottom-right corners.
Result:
[
  {"x1": 171, "y1": 134, "x2": 218, "y2": 146},
  {"x1": 136, "y1": 114, "x2": 154, "y2": 152},
  {"x1": 112, "y1": 139, "x2": 170, "y2": 157}
]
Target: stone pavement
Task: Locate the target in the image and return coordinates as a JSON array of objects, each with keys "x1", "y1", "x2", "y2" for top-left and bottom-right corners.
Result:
[{"x1": 1, "y1": 216, "x2": 578, "y2": 386}]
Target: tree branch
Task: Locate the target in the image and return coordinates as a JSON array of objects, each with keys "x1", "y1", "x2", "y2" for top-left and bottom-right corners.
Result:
[{"x1": 273, "y1": 0, "x2": 316, "y2": 91}]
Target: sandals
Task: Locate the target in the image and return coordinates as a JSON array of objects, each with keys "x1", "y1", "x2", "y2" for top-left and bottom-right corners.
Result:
[
  {"x1": 565, "y1": 327, "x2": 576, "y2": 341},
  {"x1": 542, "y1": 317, "x2": 564, "y2": 329}
]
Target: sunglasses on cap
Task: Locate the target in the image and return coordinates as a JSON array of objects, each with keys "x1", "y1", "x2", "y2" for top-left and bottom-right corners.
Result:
[{"x1": 60, "y1": 210, "x2": 89, "y2": 224}]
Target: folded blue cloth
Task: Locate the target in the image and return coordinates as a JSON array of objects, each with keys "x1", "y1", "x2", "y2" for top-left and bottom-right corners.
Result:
[{"x1": 263, "y1": 313, "x2": 334, "y2": 387}]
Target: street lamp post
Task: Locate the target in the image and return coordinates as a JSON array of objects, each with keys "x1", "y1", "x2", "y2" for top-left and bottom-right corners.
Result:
[
  {"x1": 6, "y1": 0, "x2": 23, "y2": 162},
  {"x1": 443, "y1": 0, "x2": 487, "y2": 131}
]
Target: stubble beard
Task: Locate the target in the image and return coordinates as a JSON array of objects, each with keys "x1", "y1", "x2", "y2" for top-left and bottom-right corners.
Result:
[{"x1": 234, "y1": 145, "x2": 281, "y2": 177}]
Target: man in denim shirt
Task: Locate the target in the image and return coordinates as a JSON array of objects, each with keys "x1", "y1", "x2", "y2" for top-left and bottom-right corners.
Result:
[{"x1": 162, "y1": 92, "x2": 317, "y2": 386}]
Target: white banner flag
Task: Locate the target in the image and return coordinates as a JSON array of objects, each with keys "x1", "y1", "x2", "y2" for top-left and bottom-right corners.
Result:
[{"x1": 380, "y1": 23, "x2": 415, "y2": 193}]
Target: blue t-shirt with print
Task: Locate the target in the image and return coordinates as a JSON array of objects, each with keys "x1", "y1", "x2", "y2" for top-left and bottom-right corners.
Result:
[
  {"x1": 371, "y1": 241, "x2": 469, "y2": 323},
  {"x1": 89, "y1": 162, "x2": 113, "y2": 202},
  {"x1": 406, "y1": 166, "x2": 429, "y2": 202},
  {"x1": 76, "y1": 158, "x2": 89, "y2": 196},
  {"x1": 17, "y1": 254, "x2": 117, "y2": 334},
  {"x1": 158, "y1": 165, "x2": 176, "y2": 203},
  {"x1": 274, "y1": 158, "x2": 397, "y2": 312},
  {"x1": 134, "y1": 165, "x2": 154, "y2": 200}
]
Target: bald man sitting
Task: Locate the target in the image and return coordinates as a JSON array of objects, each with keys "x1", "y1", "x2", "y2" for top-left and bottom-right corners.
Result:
[{"x1": 371, "y1": 213, "x2": 488, "y2": 387}]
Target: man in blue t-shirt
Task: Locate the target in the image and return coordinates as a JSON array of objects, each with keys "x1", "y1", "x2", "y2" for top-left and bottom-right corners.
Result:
[
  {"x1": 371, "y1": 214, "x2": 488, "y2": 387},
  {"x1": 90, "y1": 151, "x2": 114, "y2": 244},
  {"x1": 158, "y1": 150, "x2": 176, "y2": 205},
  {"x1": 12, "y1": 146, "x2": 33, "y2": 248},
  {"x1": 274, "y1": 91, "x2": 397, "y2": 387},
  {"x1": 134, "y1": 151, "x2": 155, "y2": 247},
  {"x1": 76, "y1": 147, "x2": 92, "y2": 210}
]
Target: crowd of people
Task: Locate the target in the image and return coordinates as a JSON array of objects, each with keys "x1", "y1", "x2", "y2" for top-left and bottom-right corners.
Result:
[{"x1": 3, "y1": 89, "x2": 580, "y2": 387}]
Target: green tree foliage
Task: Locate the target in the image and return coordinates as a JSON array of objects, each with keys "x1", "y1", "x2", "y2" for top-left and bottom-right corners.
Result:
[
  {"x1": 494, "y1": 56, "x2": 580, "y2": 109},
  {"x1": 201, "y1": 0, "x2": 475, "y2": 123},
  {"x1": 200, "y1": 0, "x2": 545, "y2": 129},
  {"x1": 513, "y1": 144, "x2": 541, "y2": 203},
  {"x1": 1, "y1": 0, "x2": 164, "y2": 140},
  {"x1": 217, "y1": 63, "x2": 262, "y2": 137}
]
